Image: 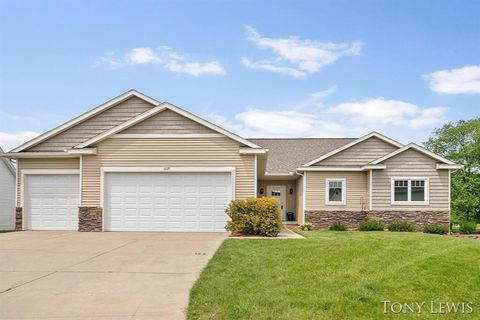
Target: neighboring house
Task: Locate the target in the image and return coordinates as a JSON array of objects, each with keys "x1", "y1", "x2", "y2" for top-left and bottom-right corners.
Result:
[
  {"x1": 2, "y1": 90, "x2": 462, "y2": 232},
  {"x1": 0, "y1": 147, "x2": 16, "y2": 230}
]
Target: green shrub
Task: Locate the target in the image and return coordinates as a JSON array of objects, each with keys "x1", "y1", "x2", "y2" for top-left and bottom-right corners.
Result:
[
  {"x1": 329, "y1": 221, "x2": 348, "y2": 231},
  {"x1": 226, "y1": 198, "x2": 282, "y2": 237},
  {"x1": 459, "y1": 221, "x2": 478, "y2": 234},
  {"x1": 299, "y1": 223, "x2": 314, "y2": 231},
  {"x1": 388, "y1": 221, "x2": 416, "y2": 232},
  {"x1": 423, "y1": 224, "x2": 449, "y2": 235},
  {"x1": 358, "y1": 219, "x2": 384, "y2": 231}
]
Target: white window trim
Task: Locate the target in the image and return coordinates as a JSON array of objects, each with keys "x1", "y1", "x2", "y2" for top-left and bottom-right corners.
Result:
[
  {"x1": 390, "y1": 177, "x2": 430, "y2": 205},
  {"x1": 325, "y1": 178, "x2": 346, "y2": 205}
]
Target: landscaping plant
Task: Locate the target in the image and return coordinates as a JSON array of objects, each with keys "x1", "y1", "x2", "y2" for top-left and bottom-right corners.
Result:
[
  {"x1": 329, "y1": 221, "x2": 348, "y2": 231},
  {"x1": 358, "y1": 219, "x2": 384, "y2": 231},
  {"x1": 423, "y1": 224, "x2": 449, "y2": 235},
  {"x1": 459, "y1": 221, "x2": 478, "y2": 234},
  {"x1": 226, "y1": 197, "x2": 282, "y2": 237},
  {"x1": 387, "y1": 221, "x2": 416, "y2": 232},
  {"x1": 299, "y1": 223, "x2": 314, "y2": 231}
]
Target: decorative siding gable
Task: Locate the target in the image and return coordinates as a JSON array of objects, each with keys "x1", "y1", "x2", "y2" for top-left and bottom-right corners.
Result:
[
  {"x1": 27, "y1": 97, "x2": 155, "y2": 152},
  {"x1": 313, "y1": 136, "x2": 398, "y2": 166},
  {"x1": 372, "y1": 148, "x2": 449, "y2": 210},
  {"x1": 120, "y1": 109, "x2": 217, "y2": 134}
]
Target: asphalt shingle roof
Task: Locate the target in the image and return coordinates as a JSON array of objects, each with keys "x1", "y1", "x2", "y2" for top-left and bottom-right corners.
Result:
[{"x1": 249, "y1": 138, "x2": 356, "y2": 173}]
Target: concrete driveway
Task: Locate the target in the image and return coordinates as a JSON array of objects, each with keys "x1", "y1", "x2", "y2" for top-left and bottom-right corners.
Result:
[{"x1": 0, "y1": 231, "x2": 227, "y2": 320}]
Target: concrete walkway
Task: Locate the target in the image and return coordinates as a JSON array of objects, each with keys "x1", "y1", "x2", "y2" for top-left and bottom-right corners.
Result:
[{"x1": 0, "y1": 231, "x2": 227, "y2": 320}]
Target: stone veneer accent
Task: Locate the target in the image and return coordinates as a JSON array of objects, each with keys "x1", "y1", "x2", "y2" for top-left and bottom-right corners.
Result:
[
  {"x1": 78, "y1": 207, "x2": 103, "y2": 232},
  {"x1": 305, "y1": 210, "x2": 450, "y2": 230},
  {"x1": 15, "y1": 207, "x2": 22, "y2": 231}
]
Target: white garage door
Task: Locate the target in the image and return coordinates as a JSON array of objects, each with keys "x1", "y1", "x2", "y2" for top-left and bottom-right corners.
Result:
[
  {"x1": 24, "y1": 174, "x2": 79, "y2": 230},
  {"x1": 105, "y1": 172, "x2": 233, "y2": 232}
]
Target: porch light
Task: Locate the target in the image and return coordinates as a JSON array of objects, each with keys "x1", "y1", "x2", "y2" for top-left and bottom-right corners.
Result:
[
  {"x1": 289, "y1": 188, "x2": 294, "y2": 195},
  {"x1": 260, "y1": 188, "x2": 264, "y2": 195}
]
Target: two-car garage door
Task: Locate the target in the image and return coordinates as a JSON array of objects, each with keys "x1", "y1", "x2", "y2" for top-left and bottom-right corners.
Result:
[{"x1": 104, "y1": 172, "x2": 232, "y2": 232}]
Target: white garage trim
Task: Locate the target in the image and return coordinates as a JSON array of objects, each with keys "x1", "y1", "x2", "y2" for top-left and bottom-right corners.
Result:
[
  {"x1": 79, "y1": 155, "x2": 83, "y2": 205},
  {"x1": 100, "y1": 166, "x2": 236, "y2": 231},
  {"x1": 15, "y1": 163, "x2": 19, "y2": 207},
  {"x1": 21, "y1": 169, "x2": 80, "y2": 230},
  {"x1": 21, "y1": 169, "x2": 80, "y2": 207}
]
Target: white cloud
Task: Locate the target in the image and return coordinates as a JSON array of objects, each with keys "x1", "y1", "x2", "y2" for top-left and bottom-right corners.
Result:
[
  {"x1": 207, "y1": 95, "x2": 448, "y2": 139},
  {"x1": 165, "y1": 60, "x2": 226, "y2": 77},
  {"x1": 126, "y1": 48, "x2": 162, "y2": 64},
  {"x1": 241, "y1": 57, "x2": 306, "y2": 78},
  {"x1": 328, "y1": 98, "x2": 448, "y2": 128},
  {"x1": 0, "y1": 131, "x2": 41, "y2": 152},
  {"x1": 310, "y1": 86, "x2": 337, "y2": 99},
  {"x1": 99, "y1": 46, "x2": 225, "y2": 76},
  {"x1": 423, "y1": 65, "x2": 480, "y2": 94},
  {"x1": 100, "y1": 55, "x2": 123, "y2": 69},
  {"x1": 243, "y1": 26, "x2": 363, "y2": 78},
  {"x1": 233, "y1": 107, "x2": 344, "y2": 137}
]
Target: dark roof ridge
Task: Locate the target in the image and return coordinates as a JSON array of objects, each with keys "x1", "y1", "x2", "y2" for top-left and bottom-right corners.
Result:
[{"x1": 248, "y1": 137, "x2": 356, "y2": 140}]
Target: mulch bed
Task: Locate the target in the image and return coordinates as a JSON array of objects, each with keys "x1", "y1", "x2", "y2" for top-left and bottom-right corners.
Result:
[{"x1": 451, "y1": 234, "x2": 480, "y2": 240}]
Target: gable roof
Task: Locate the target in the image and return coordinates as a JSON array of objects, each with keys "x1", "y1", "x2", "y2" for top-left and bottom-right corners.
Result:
[
  {"x1": 10, "y1": 90, "x2": 160, "y2": 153},
  {"x1": 370, "y1": 143, "x2": 456, "y2": 165},
  {"x1": 0, "y1": 147, "x2": 16, "y2": 176},
  {"x1": 301, "y1": 132, "x2": 403, "y2": 167},
  {"x1": 76, "y1": 102, "x2": 262, "y2": 149},
  {"x1": 249, "y1": 138, "x2": 355, "y2": 173}
]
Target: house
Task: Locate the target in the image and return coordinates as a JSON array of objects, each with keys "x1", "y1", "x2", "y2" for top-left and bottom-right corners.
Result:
[
  {"x1": 0, "y1": 147, "x2": 16, "y2": 230},
  {"x1": 2, "y1": 90, "x2": 462, "y2": 232}
]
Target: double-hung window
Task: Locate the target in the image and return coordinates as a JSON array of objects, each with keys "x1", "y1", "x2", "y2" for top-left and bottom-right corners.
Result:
[
  {"x1": 391, "y1": 177, "x2": 429, "y2": 205},
  {"x1": 326, "y1": 178, "x2": 346, "y2": 205}
]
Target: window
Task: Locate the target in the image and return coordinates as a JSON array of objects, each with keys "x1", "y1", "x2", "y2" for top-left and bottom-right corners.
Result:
[
  {"x1": 391, "y1": 178, "x2": 429, "y2": 204},
  {"x1": 394, "y1": 180, "x2": 408, "y2": 201},
  {"x1": 326, "y1": 178, "x2": 346, "y2": 205}
]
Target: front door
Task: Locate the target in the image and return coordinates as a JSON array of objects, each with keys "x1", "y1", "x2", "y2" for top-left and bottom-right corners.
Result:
[{"x1": 266, "y1": 185, "x2": 286, "y2": 220}]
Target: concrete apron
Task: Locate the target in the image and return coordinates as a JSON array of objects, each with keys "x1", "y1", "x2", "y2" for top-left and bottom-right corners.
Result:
[{"x1": 0, "y1": 231, "x2": 227, "y2": 320}]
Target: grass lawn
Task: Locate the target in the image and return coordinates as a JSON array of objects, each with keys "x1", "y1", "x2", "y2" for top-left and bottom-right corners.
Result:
[{"x1": 188, "y1": 231, "x2": 479, "y2": 319}]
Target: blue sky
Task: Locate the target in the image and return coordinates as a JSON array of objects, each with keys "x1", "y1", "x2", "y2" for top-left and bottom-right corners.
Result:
[{"x1": 1, "y1": 0, "x2": 479, "y2": 151}]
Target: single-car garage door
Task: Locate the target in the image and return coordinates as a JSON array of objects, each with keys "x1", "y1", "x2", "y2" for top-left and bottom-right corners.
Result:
[
  {"x1": 24, "y1": 174, "x2": 79, "y2": 230},
  {"x1": 104, "y1": 172, "x2": 233, "y2": 232}
]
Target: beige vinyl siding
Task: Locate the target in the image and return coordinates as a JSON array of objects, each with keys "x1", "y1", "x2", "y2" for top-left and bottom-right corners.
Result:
[
  {"x1": 81, "y1": 137, "x2": 255, "y2": 206},
  {"x1": 257, "y1": 180, "x2": 297, "y2": 218},
  {"x1": 16, "y1": 158, "x2": 80, "y2": 206},
  {"x1": 296, "y1": 176, "x2": 304, "y2": 224},
  {"x1": 314, "y1": 137, "x2": 398, "y2": 166},
  {"x1": 121, "y1": 109, "x2": 216, "y2": 134},
  {"x1": 305, "y1": 171, "x2": 368, "y2": 210},
  {"x1": 28, "y1": 97, "x2": 154, "y2": 152},
  {"x1": 372, "y1": 149, "x2": 449, "y2": 210}
]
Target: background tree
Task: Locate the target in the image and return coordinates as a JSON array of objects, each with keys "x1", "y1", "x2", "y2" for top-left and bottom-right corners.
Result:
[{"x1": 425, "y1": 118, "x2": 480, "y2": 222}]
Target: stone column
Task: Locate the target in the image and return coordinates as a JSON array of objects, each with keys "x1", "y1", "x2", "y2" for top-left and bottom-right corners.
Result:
[
  {"x1": 78, "y1": 207, "x2": 103, "y2": 232},
  {"x1": 15, "y1": 207, "x2": 22, "y2": 231}
]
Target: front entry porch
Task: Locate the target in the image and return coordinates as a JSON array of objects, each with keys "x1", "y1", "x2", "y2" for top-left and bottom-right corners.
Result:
[{"x1": 257, "y1": 179, "x2": 300, "y2": 224}]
